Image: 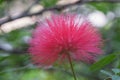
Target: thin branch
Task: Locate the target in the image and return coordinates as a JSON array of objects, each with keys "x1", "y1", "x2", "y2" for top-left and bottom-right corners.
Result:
[
  {"x1": 0, "y1": 0, "x2": 119, "y2": 26},
  {"x1": 0, "y1": 0, "x2": 40, "y2": 26},
  {"x1": 67, "y1": 53, "x2": 77, "y2": 80}
]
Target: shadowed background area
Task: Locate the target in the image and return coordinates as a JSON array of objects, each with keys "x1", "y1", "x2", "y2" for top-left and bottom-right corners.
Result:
[{"x1": 0, "y1": 0, "x2": 120, "y2": 80}]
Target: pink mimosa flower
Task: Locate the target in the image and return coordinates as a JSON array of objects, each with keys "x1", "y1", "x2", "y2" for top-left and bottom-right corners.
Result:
[{"x1": 29, "y1": 14, "x2": 103, "y2": 67}]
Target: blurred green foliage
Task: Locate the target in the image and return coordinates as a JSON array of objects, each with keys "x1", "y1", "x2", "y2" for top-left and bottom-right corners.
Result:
[
  {"x1": 90, "y1": 3, "x2": 116, "y2": 13},
  {"x1": 0, "y1": 0, "x2": 4, "y2": 4},
  {"x1": 0, "y1": 0, "x2": 120, "y2": 80},
  {"x1": 101, "y1": 68, "x2": 120, "y2": 80},
  {"x1": 41, "y1": 0, "x2": 58, "y2": 8}
]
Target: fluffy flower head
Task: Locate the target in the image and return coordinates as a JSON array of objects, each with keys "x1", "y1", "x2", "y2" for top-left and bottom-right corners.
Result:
[{"x1": 29, "y1": 14, "x2": 103, "y2": 66}]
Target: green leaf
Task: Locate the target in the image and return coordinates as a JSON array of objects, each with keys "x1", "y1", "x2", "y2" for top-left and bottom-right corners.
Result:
[
  {"x1": 41, "y1": 0, "x2": 58, "y2": 8},
  {"x1": 90, "y1": 54, "x2": 116, "y2": 72}
]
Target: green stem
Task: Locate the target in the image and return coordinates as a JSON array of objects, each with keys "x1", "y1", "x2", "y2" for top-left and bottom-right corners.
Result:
[{"x1": 67, "y1": 54, "x2": 77, "y2": 80}]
